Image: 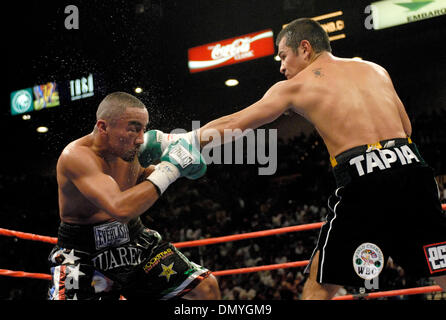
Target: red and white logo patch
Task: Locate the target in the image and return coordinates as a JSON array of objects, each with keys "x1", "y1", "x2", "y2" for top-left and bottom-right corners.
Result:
[{"x1": 423, "y1": 241, "x2": 446, "y2": 274}]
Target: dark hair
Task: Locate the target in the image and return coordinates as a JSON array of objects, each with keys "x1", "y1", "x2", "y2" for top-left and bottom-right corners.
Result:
[
  {"x1": 276, "y1": 18, "x2": 331, "y2": 54},
  {"x1": 96, "y1": 92, "x2": 146, "y2": 122}
]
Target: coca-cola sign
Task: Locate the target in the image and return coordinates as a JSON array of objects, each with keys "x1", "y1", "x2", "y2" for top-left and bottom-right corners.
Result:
[{"x1": 188, "y1": 29, "x2": 275, "y2": 73}]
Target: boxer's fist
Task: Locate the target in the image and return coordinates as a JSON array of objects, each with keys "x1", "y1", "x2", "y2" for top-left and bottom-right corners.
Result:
[
  {"x1": 138, "y1": 130, "x2": 200, "y2": 167},
  {"x1": 159, "y1": 138, "x2": 206, "y2": 180},
  {"x1": 146, "y1": 138, "x2": 206, "y2": 195},
  {"x1": 138, "y1": 130, "x2": 163, "y2": 167}
]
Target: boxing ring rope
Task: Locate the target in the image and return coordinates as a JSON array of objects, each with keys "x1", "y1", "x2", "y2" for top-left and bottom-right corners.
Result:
[
  {"x1": 1, "y1": 203, "x2": 445, "y2": 300},
  {"x1": 0, "y1": 269, "x2": 51, "y2": 281},
  {"x1": 0, "y1": 266, "x2": 442, "y2": 300},
  {"x1": 1, "y1": 204, "x2": 444, "y2": 246},
  {"x1": 0, "y1": 222, "x2": 325, "y2": 248},
  {"x1": 332, "y1": 285, "x2": 443, "y2": 300},
  {"x1": 0, "y1": 228, "x2": 57, "y2": 245}
]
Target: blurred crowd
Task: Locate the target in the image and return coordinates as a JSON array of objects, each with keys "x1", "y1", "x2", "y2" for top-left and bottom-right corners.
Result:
[{"x1": 0, "y1": 109, "x2": 445, "y2": 300}]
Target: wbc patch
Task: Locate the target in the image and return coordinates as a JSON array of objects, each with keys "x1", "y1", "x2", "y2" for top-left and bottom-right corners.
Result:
[
  {"x1": 423, "y1": 241, "x2": 446, "y2": 274},
  {"x1": 353, "y1": 243, "x2": 384, "y2": 280}
]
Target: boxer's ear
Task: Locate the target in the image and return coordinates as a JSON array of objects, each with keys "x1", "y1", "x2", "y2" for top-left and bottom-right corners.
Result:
[
  {"x1": 299, "y1": 40, "x2": 312, "y2": 58},
  {"x1": 96, "y1": 120, "x2": 108, "y2": 135}
]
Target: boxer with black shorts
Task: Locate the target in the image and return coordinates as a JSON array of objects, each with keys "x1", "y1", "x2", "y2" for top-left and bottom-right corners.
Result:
[
  {"x1": 144, "y1": 18, "x2": 445, "y2": 299},
  {"x1": 49, "y1": 92, "x2": 220, "y2": 300},
  {"x1": 49, "y1": 219, "x2": 211, "y2": 300},
  {"x1": 305, "y1": 137, "x2": 446, "y2": 289}
]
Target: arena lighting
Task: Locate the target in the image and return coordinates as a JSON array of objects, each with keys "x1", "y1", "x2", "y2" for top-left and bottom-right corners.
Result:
[
  {"x1": 274, "y1": 55, "x2": 281, "y2": 61},
  {"x1": 36, "y1": 126, "x2": 48, "y2": 133},
  {"x1": 22, "y1": 115, "x2": 31, "y2": 120},
  {"x1": 134, "y1": 87, "x2": 143, "y2": 94},
  {"x1": 225, "y1": 79, "x2": 239, "y2": 87}
]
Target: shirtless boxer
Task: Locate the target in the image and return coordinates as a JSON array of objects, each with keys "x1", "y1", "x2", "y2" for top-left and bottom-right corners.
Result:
[
  {"x1": 48, "y1": 92, "x2": 220, "y2": 300},
  {"x1": 141, "y1": 18, "x2": 446, "y2": 299}
]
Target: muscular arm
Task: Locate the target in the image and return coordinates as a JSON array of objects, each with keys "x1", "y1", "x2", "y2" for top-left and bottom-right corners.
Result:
[
  {"x1": 198, "y1": 81, "x2": 297, "y2": 148},
  {"x1": 60, "y1": 147, "x2": 159, "y2": 223}
]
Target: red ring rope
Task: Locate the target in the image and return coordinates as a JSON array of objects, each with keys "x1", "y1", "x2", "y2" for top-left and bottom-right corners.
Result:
[
  {"x1": 332, "y1": 285, "x2": 443, "y2": 300},
  {"x1": 0, "y1": 222, "x2": 324, "y2": 247},
  {"x1": 212, "y1": 260, "x2": 310, "y2": 276},
  {"x1": 1, "y1": 204, "x2": 443, "y2": 246},
  {"x1": 174, "y1": 222, "x2": 324, "y2": 248},
  {"x1": 1, "y1": 203, "x2": 445, "y2": 299},
  {"x1": 0, "y1": 267, "x2": 441, "y2": 300},
  {"x1": 0, "y1": 228, "x2": 57, "y2": 244},
  {"x1": 0, "y1": 269, "x2": 51, "y2": 281}
]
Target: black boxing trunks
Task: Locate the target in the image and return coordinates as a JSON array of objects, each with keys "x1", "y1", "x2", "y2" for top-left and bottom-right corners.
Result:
[
  {"x1": 48, "y1": 218, "x2": 210, "y2": 300},
  {"x1": 305, "y1": 137, "x2": 446, "y2": 288}
]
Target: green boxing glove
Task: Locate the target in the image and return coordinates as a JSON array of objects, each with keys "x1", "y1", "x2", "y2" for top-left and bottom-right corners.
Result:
[
  {"x1": 138, "y1": 129, "x2": 200, "y2": 167},
  {"x1": 146, "y1": 138, "x2": 207, "y2": 195}
]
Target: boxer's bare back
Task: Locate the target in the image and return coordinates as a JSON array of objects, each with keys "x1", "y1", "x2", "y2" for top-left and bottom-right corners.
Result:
[{"x1": 200, "y1": 38, "x2": 411, "y2": 159}]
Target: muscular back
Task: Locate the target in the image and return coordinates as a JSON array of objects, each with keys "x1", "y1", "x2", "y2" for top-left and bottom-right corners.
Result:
[{"x1": 291, "y1": 56, "x2": 410, "y2": 157}]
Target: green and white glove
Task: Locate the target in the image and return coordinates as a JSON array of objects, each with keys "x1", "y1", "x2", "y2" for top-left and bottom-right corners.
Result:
[
  {"x1": 138, "y1": 129, "x2": 200, "y2": 167},
  {"x1": 146, "y1": 138, "x2": 206, "y2": 195}
]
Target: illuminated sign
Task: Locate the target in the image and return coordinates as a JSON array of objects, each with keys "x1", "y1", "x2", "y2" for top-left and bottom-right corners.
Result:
[
  {"x1": 188, "y1": 29, "x2": 275, "y2": 73},
  {"x1": 11, "y1": 82, "x2": 60, "y2": 116},
  {"x1": 283, "y1": 11, "x2": 347, "y2": 42},
  {"x1": 370, "y1": 0, "x2": 446, "y2": 30},
  {"x1": 10, "y1": 89, "x2": 34, "y2": 115},
  {"x1": 10, "y1": 73, "x2": 100, "y2": 116},
  {"x1": 33, "y1": 82, "x2": 60, "y2": 110},
  {"x1": 313, "y1": 11, "x2": 346, "y2": 41},
  {"x1": 70, "y1": 73, "x2": 94, "y2": 101}
]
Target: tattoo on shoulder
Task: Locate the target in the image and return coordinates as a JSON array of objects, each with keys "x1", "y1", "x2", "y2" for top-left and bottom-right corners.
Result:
[{"x1": 312, "y1": 68, "x2": 323, "y2": 78}]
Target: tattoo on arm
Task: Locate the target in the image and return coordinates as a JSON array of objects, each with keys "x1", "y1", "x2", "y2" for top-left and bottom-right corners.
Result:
[{"x1": 312, "y1": 68, "x2": 323, "y2": 78}]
